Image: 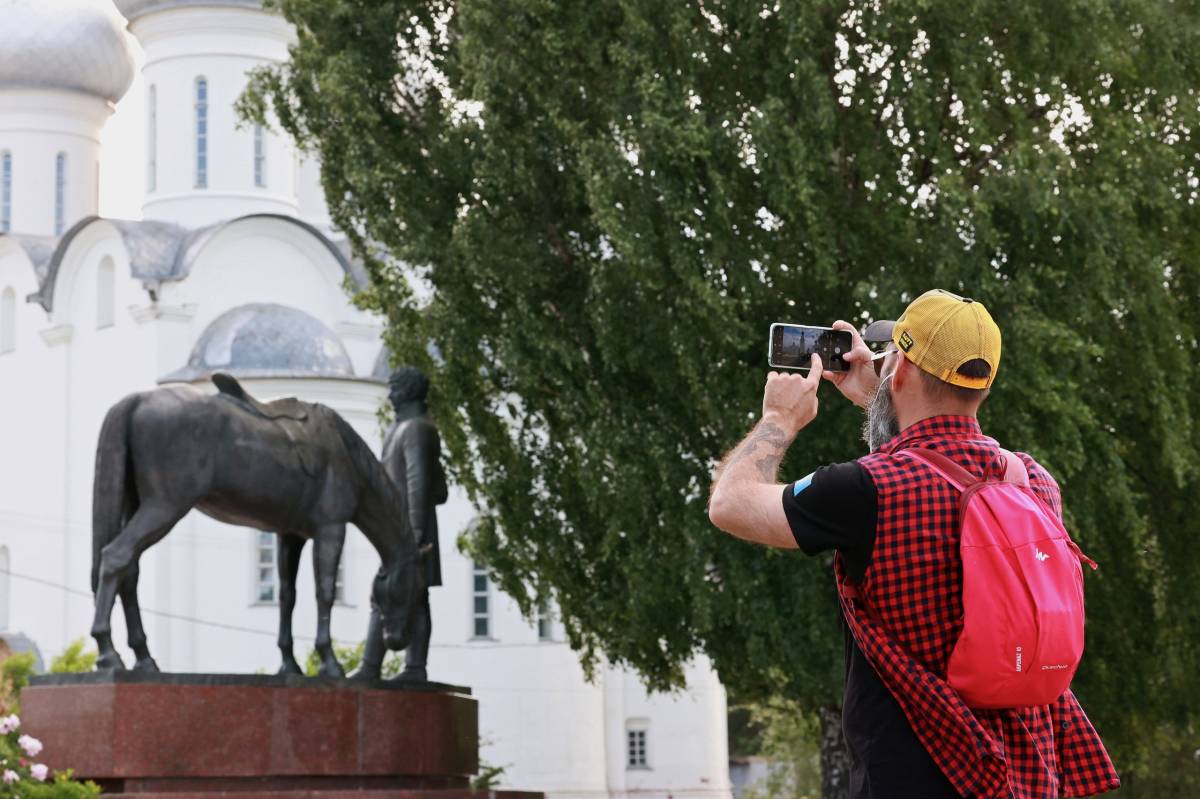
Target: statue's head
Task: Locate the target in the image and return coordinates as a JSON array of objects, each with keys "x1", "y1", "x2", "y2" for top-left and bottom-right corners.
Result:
[
  {"x1": 388, "y1": 366, "x2": 429, "y2": 411},
  {"x1": 372, "y1": 559, "x2": 422, "y2": 651}
]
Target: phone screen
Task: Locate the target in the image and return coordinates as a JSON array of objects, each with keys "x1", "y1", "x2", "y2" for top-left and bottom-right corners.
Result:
[{"x1": 768, "y1": 324, "x2": 852, "y2": 372}]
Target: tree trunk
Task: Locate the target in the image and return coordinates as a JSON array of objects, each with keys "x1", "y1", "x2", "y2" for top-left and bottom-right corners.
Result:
[{"x1": 819, "y1": 704, "x2": 850, "y2": 799}]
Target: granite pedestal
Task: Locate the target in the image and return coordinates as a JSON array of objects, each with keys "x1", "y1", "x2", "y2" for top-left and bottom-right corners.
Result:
[{"x1": 21, "y1": 673, "x2": 538, "y2": 799}]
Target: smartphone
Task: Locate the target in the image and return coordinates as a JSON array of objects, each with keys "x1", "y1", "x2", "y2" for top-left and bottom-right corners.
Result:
[{"x1": 768, "y1": 324, "x2": 852, "y2": 372}]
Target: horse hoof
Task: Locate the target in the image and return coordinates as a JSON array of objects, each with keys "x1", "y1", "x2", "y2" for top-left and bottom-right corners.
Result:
[
  {"x1": 391, "y1": 668, "x2": 426, "y2": 685},
  {"x1": 347, "y1": 666, "x2": 381, "y2": 682},
  {"x1": 317, "y1": 662, "x2": 345, "y2": 679},
  {"x1": 96, "y1": 652, "x2": 127, "y2": 672},
  {"x1": 133, "y1": 657, "x2": 160, "y2": 674},
  {"x1": 277, "y1": 661, "x2": 303, "y2": 677}
]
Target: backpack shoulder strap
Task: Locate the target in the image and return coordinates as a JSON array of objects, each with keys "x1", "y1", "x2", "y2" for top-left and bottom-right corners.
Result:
[
  {"x1": 904, "y1": 447, "x2": 980, "y2": 491},
  {"x1": 1001, "y1": 449, "x2": 1030, "y2": 487},
  {"x1": 907, "y1": 447, "x2": 1030, "y2": 491}
]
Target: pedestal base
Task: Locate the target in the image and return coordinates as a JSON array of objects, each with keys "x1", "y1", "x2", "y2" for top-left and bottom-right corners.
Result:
[{"x1": 21, "y1": 673, "x2": 539, "y2": 799}]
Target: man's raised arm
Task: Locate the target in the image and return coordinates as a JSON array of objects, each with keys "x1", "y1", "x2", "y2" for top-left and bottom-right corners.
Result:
[{"x1": 707, "y1": 354, "x2": 824, "y2": 549}]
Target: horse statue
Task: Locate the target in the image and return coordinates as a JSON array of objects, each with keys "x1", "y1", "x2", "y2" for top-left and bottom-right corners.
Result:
[{"x1": 90, "y1": 372, "x2": 423, "y2": 677}]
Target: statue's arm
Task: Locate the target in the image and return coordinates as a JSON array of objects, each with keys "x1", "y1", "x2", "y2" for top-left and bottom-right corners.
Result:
[
  {"x1": 401, "y1": 424, "x2": 438, "y2": 547},
  {"x1": 432, "y1": 433, "x2": 448, "y2": 505}
]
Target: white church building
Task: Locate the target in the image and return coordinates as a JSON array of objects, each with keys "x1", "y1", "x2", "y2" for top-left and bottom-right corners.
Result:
[{"x1": 0, "y1": 2, "x2": 732, "y2": 797}]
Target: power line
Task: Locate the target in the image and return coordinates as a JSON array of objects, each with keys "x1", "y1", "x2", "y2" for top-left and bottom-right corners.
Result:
[
  {"x1": 0, "y1": 569, "x2": 564, "y2": 651},
  {"x1": 1, "y1": 567, "x2": 312, "y2": 642}
]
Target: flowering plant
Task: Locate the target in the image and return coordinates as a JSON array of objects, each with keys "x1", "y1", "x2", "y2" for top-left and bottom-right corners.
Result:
[{"x1": 0, "y1": 715, "x2": 98, "y2": 799}]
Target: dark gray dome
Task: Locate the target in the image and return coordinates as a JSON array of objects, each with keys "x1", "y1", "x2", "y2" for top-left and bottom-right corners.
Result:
[
  {"x1": 161, "y1": 303, "x2": 354, "y2": 383},
  {"x1": 0, "y1": 0, "x2": 136, "y2": 104}
]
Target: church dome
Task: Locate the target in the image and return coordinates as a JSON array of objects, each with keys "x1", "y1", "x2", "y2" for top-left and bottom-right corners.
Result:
[
  {"x1": 0, "y1": 0, "x2": 136, "y2": 104},
  {"x1": 161, "y1": 303, "x2": 355, "y2": 382}
]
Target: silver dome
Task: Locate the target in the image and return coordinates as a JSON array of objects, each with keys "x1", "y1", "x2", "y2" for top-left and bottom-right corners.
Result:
[
  {"x1": 116, "y1": 0, "x2": 262, "y2": 23},
  {"x1": 161, "y1": 303, "x2": 355, "y2": 383},
  {"x1": 0, "y1": 0, "x2": 136, "y2": 104}
]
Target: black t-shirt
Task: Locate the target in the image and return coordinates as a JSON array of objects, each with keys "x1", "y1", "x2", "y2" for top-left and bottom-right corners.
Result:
[{"x1": 782, "y1": 463, "x2": 962, "y2": 799}]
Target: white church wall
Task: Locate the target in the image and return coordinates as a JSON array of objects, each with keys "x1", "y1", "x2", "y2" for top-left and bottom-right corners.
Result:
[
  {"x1": 0, "y1": 90, "x2": 112, "y2": 237},
  {"x1": 132, "y1": 7, "x2": 299, "y2": 227},
  {"x1": 0, "y1": 244, "x2": 71, "y2": 646},
  {"x1": 422, "y1": 508, "x2": 611, "y2": 795},
  {"x1": 610, "y1": 659, "x2": 732, "y2": 799},
  {"x1": 295, "y1": 152, "x2": 332, "y2": 232}
]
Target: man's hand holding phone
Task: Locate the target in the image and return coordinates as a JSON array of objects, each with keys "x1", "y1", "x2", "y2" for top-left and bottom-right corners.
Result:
[
  {"x1": 763, "y1": 354, "x2": 823, "y2": 436},
  {"x1": 821, "y1": 320, "x2": 878, "y2": 409}
]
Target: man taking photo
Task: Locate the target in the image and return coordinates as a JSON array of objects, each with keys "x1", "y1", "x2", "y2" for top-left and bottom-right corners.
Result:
[{"x1": 708, "y1": 289, "x2": 1119, "y2": 799}]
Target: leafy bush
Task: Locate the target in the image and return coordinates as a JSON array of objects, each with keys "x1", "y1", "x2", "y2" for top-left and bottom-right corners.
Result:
[
  {"x1": 48, "y1": 642, "x2": 95, "y2": 675},
  {"x1": 470, "y1": 763, "x2": 506, "y2": 790},
  {"x1": 0, "y1": 654, "x2": 36, "y2": 716}
]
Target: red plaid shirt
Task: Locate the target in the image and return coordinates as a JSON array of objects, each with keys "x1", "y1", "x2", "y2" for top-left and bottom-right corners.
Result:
[{"x1": 840, "y1": 415, "x2": 1120, "y2": 799}]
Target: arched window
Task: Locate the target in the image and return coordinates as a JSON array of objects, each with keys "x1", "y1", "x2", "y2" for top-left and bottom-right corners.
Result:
[
  {"x1": 147, "y1": 84, "x2": 157, "y2": 192},
  {"x1": 54, "y1": 152, "x2": 67, "y2": 235},
  {"x1": 254, "y1": 124, "x2": 266, "y2": 188},
  {"x1": 97, "y1": 257, "x2": 115, "y2": 329},
  {"x1": 1, "y1": 151, "x2": 11, "y2": 233},
  {"x1": 1, "y1": 287, "x2": 15, "y2": 353},
  {"x1": 0, "y1": 546, "x2": 9, "y2": 630},
  {"x1": 195, "y1": 77, "x2": 208, "y2": 188}
]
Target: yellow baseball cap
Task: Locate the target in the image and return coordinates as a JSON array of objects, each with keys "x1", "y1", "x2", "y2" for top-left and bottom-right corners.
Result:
[{"x1": 862, "y1": 289, "x2": 1001, "y2": 389}]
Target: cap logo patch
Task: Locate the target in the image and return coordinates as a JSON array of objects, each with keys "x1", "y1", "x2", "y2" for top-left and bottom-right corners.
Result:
[{"x1": 898, "y1": 331, "x2": 914, "y2": 352}]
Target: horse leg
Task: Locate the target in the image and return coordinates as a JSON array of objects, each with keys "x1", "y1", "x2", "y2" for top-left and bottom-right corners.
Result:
[
  {"x1": 276, "y1": 533, "x2": 306, "y2": 675},
  {"x1": 118, "y1": 564, "x2": 158, "y2": 673},
  {"x1": 312, "y1": 524, "x2": 346, "y2": 678},
  {"x1": 92, "y1": 503, "x2": 183, "y2": 672}
]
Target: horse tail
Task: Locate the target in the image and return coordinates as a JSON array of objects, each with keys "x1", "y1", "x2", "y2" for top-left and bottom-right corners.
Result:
[{"x1": 92, "y1": 393, "x2": 140, "y2": 592}]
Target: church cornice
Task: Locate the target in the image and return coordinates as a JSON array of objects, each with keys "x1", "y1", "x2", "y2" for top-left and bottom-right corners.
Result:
[{"x1": 29, "y1": 214, "x2": 367, "y2": 314}]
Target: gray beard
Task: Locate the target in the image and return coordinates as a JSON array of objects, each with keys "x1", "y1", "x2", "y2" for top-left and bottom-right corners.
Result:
[{"x1": 862, "y1": 374, "x2": 901, "y2": 453}]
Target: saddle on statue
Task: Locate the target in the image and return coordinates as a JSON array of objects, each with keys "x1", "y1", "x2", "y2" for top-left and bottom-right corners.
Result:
[{"x1": 212, "y1": 373, "x2": 324, "y2": 477}]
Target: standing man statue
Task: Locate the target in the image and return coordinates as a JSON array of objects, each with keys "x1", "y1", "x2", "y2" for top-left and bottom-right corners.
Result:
[{"x1": 356, "y1": 366, "x2": 447, "y2": 683}]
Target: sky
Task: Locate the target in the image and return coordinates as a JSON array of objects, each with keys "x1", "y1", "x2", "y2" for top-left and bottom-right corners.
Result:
[{"x1": 97, "y1": 39, "x2": 146, "y2": 221}]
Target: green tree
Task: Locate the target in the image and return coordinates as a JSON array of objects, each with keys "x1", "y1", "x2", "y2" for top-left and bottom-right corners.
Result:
[{"x1": 242, "y1": 1, "x2": 1200, "y2": 793}]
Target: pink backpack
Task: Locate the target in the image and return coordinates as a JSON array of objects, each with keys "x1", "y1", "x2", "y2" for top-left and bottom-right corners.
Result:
[{"x1": 905, "y1": 448, "x2": 1097, "y2": 709}]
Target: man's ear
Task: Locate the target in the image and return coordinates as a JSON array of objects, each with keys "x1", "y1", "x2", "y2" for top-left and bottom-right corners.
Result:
[{"x1": 891, "y1": 352, "x2": 913, "y2": 394}]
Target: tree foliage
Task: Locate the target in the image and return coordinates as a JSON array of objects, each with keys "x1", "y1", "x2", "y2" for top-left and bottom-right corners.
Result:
[{"x1": 241, "y1": 0, "x2": 1200, "y2": 784}]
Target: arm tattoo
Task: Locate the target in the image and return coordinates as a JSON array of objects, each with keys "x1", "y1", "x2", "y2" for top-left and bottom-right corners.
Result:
[{"x1": 716, "y1": 421, "x2": 791, "y2": 487}]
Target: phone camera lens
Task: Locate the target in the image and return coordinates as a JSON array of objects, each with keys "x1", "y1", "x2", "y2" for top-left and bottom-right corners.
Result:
[{"x1": 834, "y1": 347, "x2": 843, "y2": 354}]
